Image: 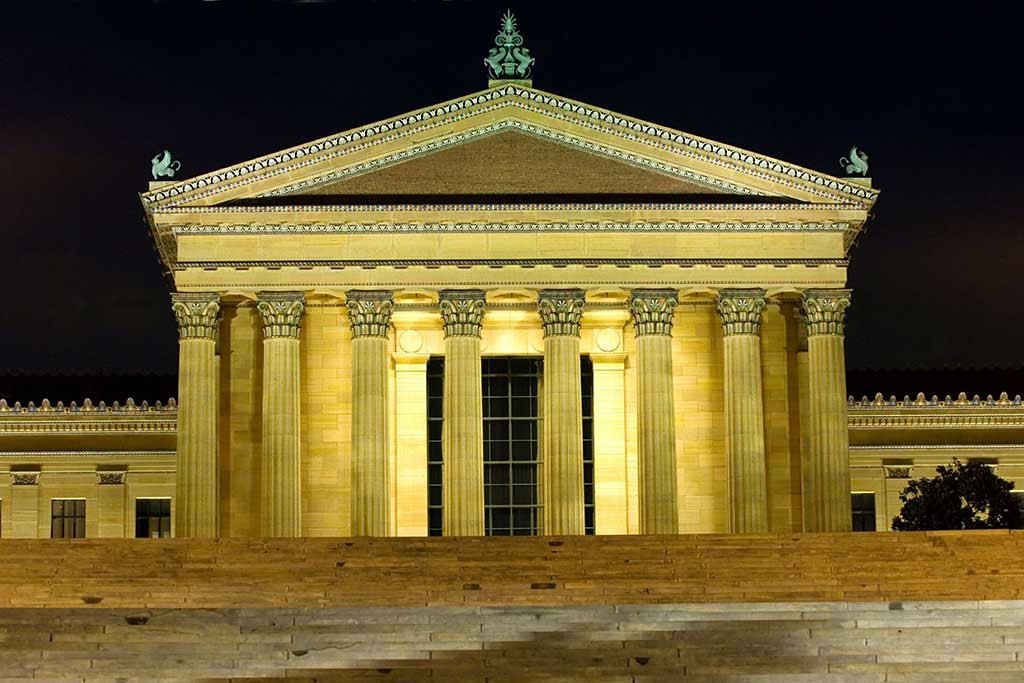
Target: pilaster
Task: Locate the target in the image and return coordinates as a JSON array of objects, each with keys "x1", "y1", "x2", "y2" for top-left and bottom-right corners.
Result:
[
  {"x1": 630, "y1": 289, "x2": 679, "y2": 534},
  {"x1": 171, "y1": 292, "x2": 221, "y2": 538},
  {"x1": 538, "y1": 289, "x2": 585, "y2": 535},
  {"x1": 439, "y1": 290, "x2": 486, "y2": 536},
  {"x1": 717, "y1": 289, "x2": 768, "y2": 533},
  {"x1": 96, "y1": 471, "x2": 127, "y2": 538},
  {"x1": 257, "y1": 292, "x2": 305, "y2": 537},
  {"x1": 802, "y1": 289, "x2": 852, "y2": 532},
  {"x1": 346, "y1": 290, "x2": 394, "y2": 536}
]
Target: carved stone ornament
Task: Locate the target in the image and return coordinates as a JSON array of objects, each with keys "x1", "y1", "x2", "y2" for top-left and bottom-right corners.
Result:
[
  {"x1": 716, "y1": 289, "x2": 767, "y2": 337},
  {"x1": 537, "y1": 289, "x2": 585, "y2": 338},
  {"x1": 801, "y1": 289, "x2": 852, "y2": 337},
  {"x1": 170, "y1": 293, "x2": 221, "y2": 340},
  {"x1": 439, "y1": 290, "x2": 486, "y2": 338},
  {"x1": 884, "y1": 465, "x2": 913, "y2": 479},
  {"x1": 345, "y1": 291, "x2": 394, "y2": 338},
  {"x1": 629, "y1": 289, "x2": 678, "y2": 337},
  {"x1": 256, "y1": 292, "x2": 306, "y2": 339},
  {"x1": 97, "y1": 471, "x2": 127, "y2": 485},
  {"x1": 11, "y1": 471, "x2": 40, "y2": 486}
]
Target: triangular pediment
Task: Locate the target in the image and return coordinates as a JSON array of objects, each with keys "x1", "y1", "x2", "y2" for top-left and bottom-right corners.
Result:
[
  {"x1": 276, "y1": 129, "x2": 731, "y2": 201},
  {"x1": 141, "y1": 84, "x2": 878, "y2": 211}
]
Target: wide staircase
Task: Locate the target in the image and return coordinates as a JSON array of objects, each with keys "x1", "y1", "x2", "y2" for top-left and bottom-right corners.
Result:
[{"x1": 1, "y1": 531, "x2": 1023, "y2": 681}]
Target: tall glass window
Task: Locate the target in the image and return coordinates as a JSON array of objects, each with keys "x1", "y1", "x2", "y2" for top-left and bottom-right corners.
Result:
[
  {"x1": 581, "y1": 356, "x2": 595, "y2": 535},
  {"x1": 51, "y1": 499, "x2": 86, "y2": 539},
  {"x1": 851, "y1": 492, "x2": 877, "y2": 531},
  {"x1": 483, "y1": 357, "x2": 542, "y2": 535},
  {"x1": 135, "y1": 498, "x2": 171, "y2": 538},
  {"x1": 427, "y1": 357, "x2": 444, "y2": 537},
  {"x1": 427, "y1": 356, "x2": 595, "y2": 536}
]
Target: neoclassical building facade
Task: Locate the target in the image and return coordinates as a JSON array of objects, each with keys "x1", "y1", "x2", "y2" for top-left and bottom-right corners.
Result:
[
  {"x1": 20, "y1": 49, "x2": 1024, "y2": 539},
  {"x1": 127, "y1": 71, "x2": 884, "y2": 540}
]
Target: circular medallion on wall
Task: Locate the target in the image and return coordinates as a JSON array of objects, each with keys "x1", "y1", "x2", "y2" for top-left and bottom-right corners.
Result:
[
  {"x1": 398, "y1": 329, "x2": 423, "y2": 353},
  {"x1": 595, "y1": 328, "x2": 622, "y2": 352}
]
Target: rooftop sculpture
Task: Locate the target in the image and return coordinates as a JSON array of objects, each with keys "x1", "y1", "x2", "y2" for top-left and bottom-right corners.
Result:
[
  {"x1": 151, "y1": 150, "x2": 181, "y2": 180},
  {"x1": 840, "y1": 146, "x2": 869, "y2": 176},
  {"x1": 484, "y1": 10, "x2": 534, "y2": 82}
]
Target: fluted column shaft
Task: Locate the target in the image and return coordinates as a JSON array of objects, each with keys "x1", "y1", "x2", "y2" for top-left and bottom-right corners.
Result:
[
  {"x1": 257, "y1": 293, "x2": 305, "y2": 537},
  {"x1": 347, "y1": 291, "x2": 394, "y2": 537},
  {"x1": 717, "y1": 289, "x2": 769, "y2": 533},
  {"x1": 803, "y1": 289, "x2": 852, "y2": 532},
  {"x1": 630, "y1": 290, "x2": 679, "y2": 534},
  {"x1": 538, "y1": 290, "x2": 585, "y2": 535},
  {"x1": 439, "y1": 291, "x2": 486, "y2": 536},
  {"x1": 171, "y1": 293, "x2": 221, "y2": 538}
]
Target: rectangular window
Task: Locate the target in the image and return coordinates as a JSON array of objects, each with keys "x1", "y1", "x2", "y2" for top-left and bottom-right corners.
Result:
[
  {"x1": 427, "y1": 356, "x2": 596, "y2": 537},
  {"x1": 851, "y1": 492, "x2": 876, "y2": 531},
  {"x1": 135, "y1": 498, "x2": 172, "y2": 538},
  {"x1": 427, "y1": 357, "x2": 444, "y2": 537},
  {"x1": 51, "y1": 499, "x2": 86, "y2": 539},
  {"x1": 581, "y1": 356, "x2": 595, "y2": 535},
  {"x1": 483, "y1": 357, "x2": 542, "y2": 536}
]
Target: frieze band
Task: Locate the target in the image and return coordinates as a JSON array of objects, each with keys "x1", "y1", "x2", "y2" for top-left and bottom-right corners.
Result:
[
  {"x1": 629, "y1": 289, "x2": 678, "y2": 337},
  {"x1": 439, "y1": 290, "x2": 486, "y2": 338},
  {"x1": 256, "y1": 292, "x2": 306, "y2": 339},
  {"x1": 802, "y1": 289, "x2": 852, "y2": 337},
  {"x1": 537, "y1": 289, "x2": 585, "y2": 338},
  {"x1": 716, "y1": 289, "x2": 767, "y2": 337},
  {"x1": 345, "y1": 291, "x2": 394, "y2": 338},
  {"x1": 170, "y1": 293, "x2": 221, "y2": 340}
]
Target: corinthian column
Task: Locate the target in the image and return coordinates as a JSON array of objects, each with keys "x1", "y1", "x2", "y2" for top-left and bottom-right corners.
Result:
[
  {"x1": 802, "y1": 289, "x2": 852, "y2": 532},
  {"x1": 537, "y1": 289, "x2": 585, "y2": 535},
  {"x1": 439, "y1": 290, "x2": 486, "y2": 536},
  {"x1": 346, "y1": 291, "x2": 394, "y2": 536},
  {"x1": 630, "y1": 289, "x2": 679, "y2": 535},
  {"x1": 170, "y1": 292, "x2": 221, "y2": 538},
  {"x1": 256, "y1": 292, "x2": 305, "y2": 537},
  {"x1": 716, "y1": 289, "x2": 768, "y2": 533}
]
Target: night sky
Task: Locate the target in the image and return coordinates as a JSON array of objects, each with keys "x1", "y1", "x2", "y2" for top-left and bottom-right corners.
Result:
[{"x1": 2, "y1": 2, "x2": 1022, "y2": 380}]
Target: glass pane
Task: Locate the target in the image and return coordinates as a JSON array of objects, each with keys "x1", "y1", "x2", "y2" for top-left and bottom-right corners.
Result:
[
  {"x1": 52, "y1": 500, "x2": 63, "y2": 516},
  {"x1": 75, "y1": 518, "x2": 85, "y2": 539},
  {"x1": 51, "y1": 518, "x2": 61, "y2": 539}
]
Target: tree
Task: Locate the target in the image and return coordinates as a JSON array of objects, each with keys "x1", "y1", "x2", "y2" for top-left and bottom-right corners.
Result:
[{"x1": 891, "y1": 459, "x2": 1022, "y2": 531}]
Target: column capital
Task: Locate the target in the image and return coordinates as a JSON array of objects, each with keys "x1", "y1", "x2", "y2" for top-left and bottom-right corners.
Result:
[
  {"x1": 345, "y1": 290, "x2": 394, "y2": 338},
  {"x1": 716, "y1": 289, "x2": 767, "y2": 337},
  {"x1": 257, "y1": 292, "x2": 306, "y2": 339},
  {"x1": 439, "y1": 290, "x2": 486, "y2": 338},
  {"x1": 537, "y1": 289, "x2": 585, "y2": 338},
  {"x1": 629, "y1": 289, "x2": 678, "y2": 337},
  {"x1": 170, "y1": 292, "x2": 220, "y2": 340},
  {"x1": 801, "y1": 289, "x2": 852, "y2": 337}
]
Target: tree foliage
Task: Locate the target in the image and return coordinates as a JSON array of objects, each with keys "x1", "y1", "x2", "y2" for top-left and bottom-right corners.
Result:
[{"x1": 891, "y1": 459, "x2": 1022, "y2": 531}]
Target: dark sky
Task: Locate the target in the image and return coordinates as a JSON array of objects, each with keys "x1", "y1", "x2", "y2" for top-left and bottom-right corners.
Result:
[{"x1": 2, "y1": 2, "x2": 1022, "y2": 376}]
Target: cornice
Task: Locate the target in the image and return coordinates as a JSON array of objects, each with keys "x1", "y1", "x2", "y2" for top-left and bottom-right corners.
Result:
[
  {"x1": 0, "y1": 398, "x2": 177, "y2": 414},
  {"x1": 140, "y1": 85, "x2": 877, "y2": 211},
  {"x1": 0, "y1": 450, "x2": 176, "y2": 457},
  {"x1": 0, "y1": 399, "x2": 177, "y2": 434},
  {"x1": 848, "y1": 392, "x2": 1023, "y2": 409},
  {"x1": 152, "y1": 202, "x2": 860, "y2": 215},
  {"x1": 850, "y1": 444, "x2": 1024, "y2": 451},
  {"x1": 176, "y1": 257, "x2": 847, "y2": 270},
  {"x1": 168, "y1": 221, "x2": 852, "y2": 235},
  {"x1": 848, "y1": 414, "x2": 1024, "y2": 429}
]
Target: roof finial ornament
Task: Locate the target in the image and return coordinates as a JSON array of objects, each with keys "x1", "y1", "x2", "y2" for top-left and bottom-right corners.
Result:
[
  {"x1": 839, "y1": 146, "x2": 869, "y2": 176},
  {"x1": 151, "y1": 150, "x2": 181, "y2": 180},
  {"x1": 485, "y1": 10, "x2": 534, "y2": 86}
]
